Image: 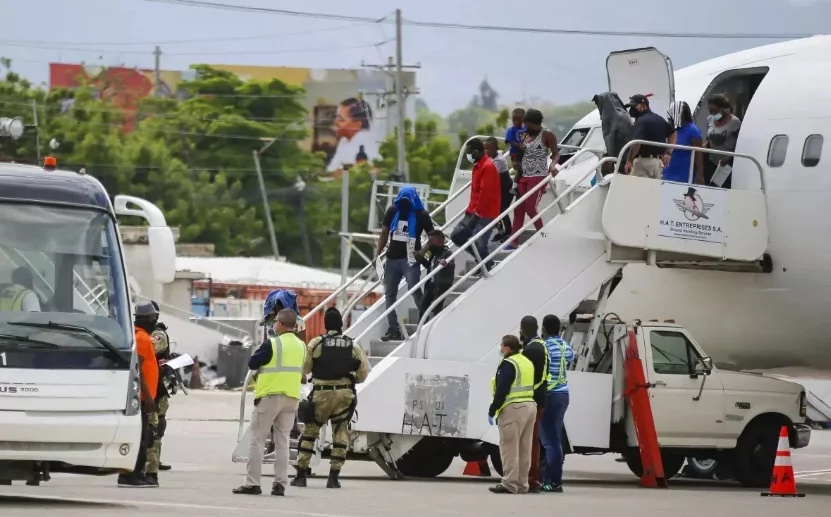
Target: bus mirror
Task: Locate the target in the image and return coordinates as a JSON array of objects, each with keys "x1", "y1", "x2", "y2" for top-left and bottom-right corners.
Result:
[{"x1": 148, "y1": 226, "x2": 176, "y2": 284}]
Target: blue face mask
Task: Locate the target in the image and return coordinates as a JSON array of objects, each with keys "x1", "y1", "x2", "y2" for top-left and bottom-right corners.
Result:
[{"x1": 713, "y1": 113, "x2": 723, "y2": 122}]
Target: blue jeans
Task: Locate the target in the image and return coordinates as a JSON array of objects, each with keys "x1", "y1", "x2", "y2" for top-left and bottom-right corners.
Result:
[
  {"x1": 383, "y1": 258, "x2": 422, "y2": 331},
  {"x1": 471, "y1": 217, "x2": 495, "y2": 271},
  {"x1": 539, "y1": 391, "x2": 569, "y2": 485}
]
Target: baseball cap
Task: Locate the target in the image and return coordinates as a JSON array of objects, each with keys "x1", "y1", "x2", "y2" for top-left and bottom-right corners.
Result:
[{"x1": 624, "y1": 94, "x2": 650, "y2": 108}]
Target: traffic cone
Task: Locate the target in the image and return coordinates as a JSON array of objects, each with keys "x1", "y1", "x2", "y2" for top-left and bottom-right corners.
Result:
[
  {"x1": 761, "y1": 425, "x2": 805, "y2": 497},
  {"x1": 189, "y1": 356, "x2": 203, "y2": 390},
  {"x1": 463, "y1": 459, "x2": 491, "y2": 477}
]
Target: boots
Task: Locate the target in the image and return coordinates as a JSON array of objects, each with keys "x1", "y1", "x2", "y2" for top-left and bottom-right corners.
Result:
[
  {"x1": 290, "y1": 466, "x2": 307, "y2": 487},
  {"x1": 326, "y1": 469, "x2": 341, "y2": 489}
]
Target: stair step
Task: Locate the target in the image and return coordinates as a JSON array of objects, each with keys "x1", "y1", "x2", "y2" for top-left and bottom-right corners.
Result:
[
  {"x1": 404, "y1": 323, "x2": 418, "y2": 334},
  {"x1": 408, "y1": 308, "x2": 420, "y2": 324},
  {"x1": 370, "y1": 340, "x2": 402, "y2": 357},
  {"x1": 574, "y1": 299, "x2": 598, "y2": 315}
]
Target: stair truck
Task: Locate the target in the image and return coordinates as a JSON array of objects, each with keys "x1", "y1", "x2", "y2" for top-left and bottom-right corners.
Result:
[{"x1": 0, "y1": 150, "x2": 177, "y2": 484}]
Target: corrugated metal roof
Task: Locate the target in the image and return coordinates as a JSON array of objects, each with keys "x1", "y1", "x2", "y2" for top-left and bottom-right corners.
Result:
[{"x1": 176, "y1": 256, "x2": 376, "y2": 291}]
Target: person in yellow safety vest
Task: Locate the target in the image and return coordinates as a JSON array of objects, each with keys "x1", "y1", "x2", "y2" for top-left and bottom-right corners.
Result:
[
  {"x1": 0, "y1": 267, "x2": 41, "y2": 312},
  {"x1": 487, "y1": 334, "x2": 537, "y2": 494},
  {"x1": 233, "y1": 309, "x2": 306, "y2": 497}
]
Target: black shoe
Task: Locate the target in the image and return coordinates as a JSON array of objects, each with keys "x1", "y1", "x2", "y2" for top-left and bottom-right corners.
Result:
[
  {"x1": 232, "y1": 485, "x2": 262, "y2": 495},
  {"x1": 0, "y1": 480, "x2": 11, "y2": 486},
  {"x1": 159, "y1": 463, "x2": 172, "y2": 471},
  {"x1": 290, "y1": 468, "x2": 307, "y2": 487},
  {"x1": 528, "y1": 485, "x2": 540, "y2": 494},
  {"x1": 118, "y1": 475, "x2": 155, "y2": 488},
  {"x1": 271, "y1": 482, "x2": 285, "y2": 496},
  {"x1": 380, "y1": 329, "x2": 402, "y2": 341},
  {"x1": 489, "y1": 484, "x2": 513, "y2": 494},
  {"x1": 540, "y1": 483, "x2": 563, "y2": 493},
  {"x1": 26, "y1": 479, "x2": 40, "y2": 486},
  {"x1": 326, "y1": 469, "x2": 341, "y2": 488},
  {"x1": 144, "y1": 474, "x2": 159, "y2": 487}
]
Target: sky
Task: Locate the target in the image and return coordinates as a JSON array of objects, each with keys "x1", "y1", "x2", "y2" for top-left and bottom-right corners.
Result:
[{"x1": 3, "y1": 0, "x2": 831, "y2": 115}]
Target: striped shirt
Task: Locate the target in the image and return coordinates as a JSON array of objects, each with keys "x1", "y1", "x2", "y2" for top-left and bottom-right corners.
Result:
[
  {"x1": 545, "y1": 336, "x2": 575, "y2": 394},
  {"x1": 521, "y1": 130, "x2": 550, "y2": 178}
]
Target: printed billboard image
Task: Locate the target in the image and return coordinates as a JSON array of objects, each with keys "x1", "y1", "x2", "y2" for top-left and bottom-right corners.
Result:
[{"x1": 49, "y1": 63, "x2": 416, "y2": 173}]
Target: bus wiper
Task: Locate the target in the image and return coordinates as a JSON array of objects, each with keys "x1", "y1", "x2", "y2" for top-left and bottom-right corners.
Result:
[
  {"x1": 8, "y1": 321, "x2": 129, "y2": 365},
  {"x1": 0, "y1": 333, "x2": 59, "y2": 348}
]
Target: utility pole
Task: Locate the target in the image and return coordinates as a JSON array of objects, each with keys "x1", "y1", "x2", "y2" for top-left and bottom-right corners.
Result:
[
  {"x1": 153, "y1": 46, "x2": 162, "y2": 97},
  {"x1": 361, "y1": 10, "x2": 420, "y2": 182},
  {"x1": 31, "y1": 100, "x2": 40, "y2": 162},
  {"x1": 394, "y1": 9, "x2": 406, "y2": 182},
  {"x1": 252, "y1": 144, "x2": 280, "y2": 260}
]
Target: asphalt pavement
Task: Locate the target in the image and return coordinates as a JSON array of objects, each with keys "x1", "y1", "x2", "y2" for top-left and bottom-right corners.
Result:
[{"x1": 3, "y1": 390, "x2": 831, "y2": 517}]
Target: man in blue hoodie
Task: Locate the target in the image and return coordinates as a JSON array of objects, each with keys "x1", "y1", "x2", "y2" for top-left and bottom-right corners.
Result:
[{"x1": 374, "y1": 186, "x2": 434, "y2": 341}]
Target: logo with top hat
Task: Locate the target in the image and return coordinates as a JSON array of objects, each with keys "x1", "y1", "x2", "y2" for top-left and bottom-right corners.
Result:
[{"x1": 673, "y1": 187, "x2": 713, "y2": 221}]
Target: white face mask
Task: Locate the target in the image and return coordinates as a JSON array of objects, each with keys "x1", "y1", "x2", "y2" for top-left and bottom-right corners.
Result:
[{"x1": 466, "y1": 153, "x2": 475, "y2": 163}]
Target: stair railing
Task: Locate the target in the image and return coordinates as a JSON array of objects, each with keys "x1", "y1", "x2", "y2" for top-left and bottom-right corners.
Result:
[
  {"x1": 303, "y1": 179, "x2": 474, "y2": 322},
  {"x1": 418, "y1": 157, "x2": 614, "y2": 359},
  {"x1": 351, "y1": 148, "x2": 606, "y2": 351}
]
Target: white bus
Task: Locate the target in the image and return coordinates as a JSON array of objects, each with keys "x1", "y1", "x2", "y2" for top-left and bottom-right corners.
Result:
[{"x1": 0, "y1": 161, "x2": 176, "y2": 484}]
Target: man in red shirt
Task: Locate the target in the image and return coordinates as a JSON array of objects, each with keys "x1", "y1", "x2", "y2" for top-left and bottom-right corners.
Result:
[{"x1": 460, "y1": 138, "x2": 502, "y2": 272}]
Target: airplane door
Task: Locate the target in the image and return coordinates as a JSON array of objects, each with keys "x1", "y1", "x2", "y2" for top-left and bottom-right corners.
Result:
[{"x1": 607, "y1": 47, "x2": 675, "y2": 119}]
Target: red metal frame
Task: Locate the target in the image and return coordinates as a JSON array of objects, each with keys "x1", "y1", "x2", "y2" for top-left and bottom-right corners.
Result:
[{"x1": 623, "y1": 328, "x2": 668, "y2": 488}]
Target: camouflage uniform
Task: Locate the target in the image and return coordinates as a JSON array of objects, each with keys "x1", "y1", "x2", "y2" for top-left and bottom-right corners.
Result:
[
  {"x1": 145, "y1": 327, "x2": 170, "y2": 475},
  {"x1": 295, "y1": 331, "x2": 369, "y2": 472}
]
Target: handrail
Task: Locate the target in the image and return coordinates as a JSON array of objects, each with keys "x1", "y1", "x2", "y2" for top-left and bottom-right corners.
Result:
[
  {"x1": 303, "y1": 179, "x2": 474, "y2": 322},
  {"x1": 352, "y1": 147, "x2": 604, "y2": 348},
  {"x1": 418, "y1": 158, "x2": 613, "y2": 359},
  {"x1": 615, "y1": 139, "x2": 767, "y2": 191},
  {"x1": 237, "y1": 369, "x2": 254, "y2": 441},
  {"x1": 139, "y1": 295, "x2": 253, "y2": 342},
  {"x1": 342, "y1": 200, "x2": 469, "y2": 320}
]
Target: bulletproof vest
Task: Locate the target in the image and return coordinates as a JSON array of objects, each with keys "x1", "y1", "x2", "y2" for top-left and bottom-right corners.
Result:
[
  {"x1": 153, "y1": 326, "x2": 171, "y2": 360},
  {"x1": 311, "y1": 334, "x2": 360, "y2": 381}
]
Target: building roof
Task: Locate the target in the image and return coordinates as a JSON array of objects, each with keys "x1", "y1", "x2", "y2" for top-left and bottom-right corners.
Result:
[{"x1": 177, "y1": 256, "x2": 379, "y2": 291}]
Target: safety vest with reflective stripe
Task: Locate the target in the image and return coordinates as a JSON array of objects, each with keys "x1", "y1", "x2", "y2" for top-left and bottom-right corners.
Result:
[
  {"x1": 491, "y1": 353, "x2": 535, "y2": 418},
  {"x1": 528, "y1": 337, "x2": 551, "y2": 391},
  {"x1": 254, "y1": 333, "x2": 306, "y2": 400},
  {"x1": 547, "y1": 338, "x2": 569, "y2": 392},
  {"x1": 0, "y1": 284, "x2": 30, "y2": 312}
]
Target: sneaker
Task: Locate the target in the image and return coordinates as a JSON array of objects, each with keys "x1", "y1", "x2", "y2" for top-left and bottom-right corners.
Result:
[
  {"x1": 159, "y1": 463, "x2": 172, "y2": 471},
  {"x1": 232, "y1": 485, "x2": 262, "y2": 495},
  {"x1": 144, "y1": 474, "x2": 159, "y2": 487},
  {"x1": 528, "y1": 485, "x2": 541, "y2": 494},
  {"x1": 271, "y1": 482, "x2": 286, "y2": 496},
  {"x1": 380, "y1": 329, "x2": 402, "y2": 342},
  {"x1": 540, "y1": 483, "x2": 563, "y2": 493},
  {"x1": 118, "y1": 475, "x2": 155, "y2": 488},
  {"x1": 488, "y1": 484, "x2": 513, "y2": 494}
]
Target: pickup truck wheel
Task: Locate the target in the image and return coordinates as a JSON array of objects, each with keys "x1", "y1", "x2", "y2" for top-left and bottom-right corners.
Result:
[
  {"x1": 396, "y1": 439, "x2": 455, "y2": 478},
  {"x1": 623, "y1": 450, "x2": 685, "y2": 480},
  {"x1": 682, "y1": 457, "x2": 718, "y2": 479},
  {"x1": 733, "y1": 422, "x2": 781, "y2": 488}
]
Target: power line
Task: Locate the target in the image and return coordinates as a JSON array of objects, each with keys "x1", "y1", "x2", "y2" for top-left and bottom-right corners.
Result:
[
  {"x1": 140, "y1": 0, "x2": 819, "y2": 40},
  {"x1": 0, "y1": 21, "x2": 369, "y2": 47},
  {"x1": 0, "y1": 40, "x2": 390, "y2": 57}
]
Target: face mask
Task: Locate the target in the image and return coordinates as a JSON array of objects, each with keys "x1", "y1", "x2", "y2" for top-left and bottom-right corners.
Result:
[
  {"x1": 713, "y1": 113, "x2": 723, "y2": 122},
  {"x1": 466, "y1": 153, "x2": 474, "y2": 163},
  {"x1": 628, "y1": 107, "x2": 640, "y2": 118}
]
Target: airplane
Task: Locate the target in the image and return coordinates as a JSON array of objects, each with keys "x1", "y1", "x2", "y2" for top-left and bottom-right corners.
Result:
[{"x1": 552, "y1": 36, "x2": 831, "y2": 378}]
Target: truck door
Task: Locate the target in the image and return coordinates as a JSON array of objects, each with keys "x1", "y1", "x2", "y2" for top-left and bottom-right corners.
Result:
[
  {"x1": 642, "y1": 329, "x2": 725, "y2": 448},
  {"x1": 606, "y1": 47, "x2": 675, "y2": 122}
]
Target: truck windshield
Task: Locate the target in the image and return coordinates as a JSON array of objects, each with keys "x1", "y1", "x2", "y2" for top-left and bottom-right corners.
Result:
[{"x1": 0, "y1": 202, "x2": 131, "y2": 361}]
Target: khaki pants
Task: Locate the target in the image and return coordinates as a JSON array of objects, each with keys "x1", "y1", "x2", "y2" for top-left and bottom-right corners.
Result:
[
  {"x1": 245, "y1": 393, "x2": 299, "y2": 487},
  {"x1": 631, "y1": 157, "x2": 663, "y2": 179},
  {"x1": 497, "y1": 401, "x2": 537, "y2": 493},
  {"x1": 296, "y1": 387, "x2": 355, "y2": 470}
]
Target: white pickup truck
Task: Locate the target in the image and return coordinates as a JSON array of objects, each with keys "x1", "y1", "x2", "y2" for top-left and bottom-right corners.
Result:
[{"x1": 553, "y1": 319, "x2": 810, "y2": 488}]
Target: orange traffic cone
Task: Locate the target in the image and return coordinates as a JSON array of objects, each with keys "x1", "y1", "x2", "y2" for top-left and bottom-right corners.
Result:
[
  {"x1": 463, "y1": 459, "x2": 491, "y2": 477},
  {"x1": 761, "y1": 425, "x2": 805, "y2": 497},
  {"x1": 189, "y1": 356, "x2": 204, "y2": 390}
]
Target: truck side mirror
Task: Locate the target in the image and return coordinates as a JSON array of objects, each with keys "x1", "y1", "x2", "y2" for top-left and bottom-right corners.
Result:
[{"x1": 696, "y1": 356, "x2": 713, "y2": 375}]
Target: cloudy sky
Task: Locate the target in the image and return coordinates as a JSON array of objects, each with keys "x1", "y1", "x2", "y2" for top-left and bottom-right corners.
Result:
[{"x1": 3, "y1": 0, "x2": 831, "y2": 114}]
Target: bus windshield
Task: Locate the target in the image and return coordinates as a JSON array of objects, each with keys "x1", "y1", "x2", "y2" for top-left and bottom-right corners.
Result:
[{"x1": 0, "y1": 202, "x2": 131, "y2": 359}]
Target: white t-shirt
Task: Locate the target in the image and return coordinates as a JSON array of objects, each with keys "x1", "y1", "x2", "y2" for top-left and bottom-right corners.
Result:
[
  {"x1": 21, "y1": 292, "x2": 41, "y2": 312},
  {"x1": 326, "y1": 130, "x2": 380, "y2": 172}
]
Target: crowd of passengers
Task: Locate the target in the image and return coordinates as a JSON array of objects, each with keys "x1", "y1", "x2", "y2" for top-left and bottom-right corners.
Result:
[{"x1": 371, "y1": 96, "x2": 742, "y2": 341}]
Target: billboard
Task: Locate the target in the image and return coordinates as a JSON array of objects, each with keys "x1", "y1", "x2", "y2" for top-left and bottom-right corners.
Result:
[{"x1": 49, "y1": 63, "x2": 417, "y2": 173}]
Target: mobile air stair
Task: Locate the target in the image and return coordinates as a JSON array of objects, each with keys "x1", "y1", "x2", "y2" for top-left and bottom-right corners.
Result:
[{"x1": 232, "y1": 136, "x2": 772, "y2": 477}]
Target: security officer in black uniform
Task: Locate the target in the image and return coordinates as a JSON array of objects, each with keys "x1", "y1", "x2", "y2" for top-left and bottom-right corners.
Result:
[{"x1": 291, "y1": 307, "x2": 369, "y2": 488}]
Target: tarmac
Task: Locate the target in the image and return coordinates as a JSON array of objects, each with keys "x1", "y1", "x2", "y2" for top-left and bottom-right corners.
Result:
[{"x1": 3, "y1": 390, "x2": 831, "y2": 517}]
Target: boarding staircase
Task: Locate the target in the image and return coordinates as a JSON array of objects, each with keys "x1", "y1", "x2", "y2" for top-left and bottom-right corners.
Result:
[{"x1": 233, "y1": 139, "x2": 771, "y2": 472}]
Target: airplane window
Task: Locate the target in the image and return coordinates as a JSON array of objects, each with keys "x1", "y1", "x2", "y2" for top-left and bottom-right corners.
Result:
[
  {"x1": 801, "y1": 135, "x2": 823, "y2": 168},
  {"x1": 767, "y1": 135, "x2": 789, "y2": 168}
]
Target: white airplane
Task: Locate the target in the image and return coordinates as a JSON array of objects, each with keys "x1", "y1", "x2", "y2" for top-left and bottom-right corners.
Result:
[{"x1": 555, "y1": 36, "x2": 831, "y2": 378}]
